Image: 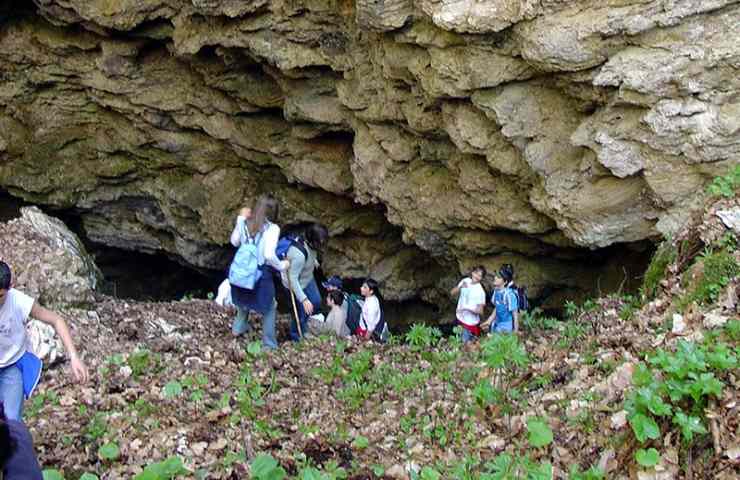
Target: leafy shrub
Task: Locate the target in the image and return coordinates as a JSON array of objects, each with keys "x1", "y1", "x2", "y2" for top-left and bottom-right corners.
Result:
[
  {"x1": 405, "y1": 324, "x2": 442, "y2": 350},
  {"x1": 707, "y1": 164, "x2": 740, "y2": 198},
  {"x1": 681, "y1": 249, "x2": 739, "y2": 308},
  {"x1": 624, "y1": 340, "x2": 737, "y2": 465}
]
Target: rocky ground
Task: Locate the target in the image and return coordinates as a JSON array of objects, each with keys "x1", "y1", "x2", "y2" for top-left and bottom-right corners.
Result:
[{"x1": 3, "y1": 196, "x2": 739, "y2": 479}]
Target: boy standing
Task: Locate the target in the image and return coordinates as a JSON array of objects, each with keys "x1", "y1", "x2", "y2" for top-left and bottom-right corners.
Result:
[
  {"x1": 450, "y1": 266, "x2": 487, "y2": 343},
  {"x1": 484, "y1": 267, "x2": 519, "y2": 333},
  {"x1": 0, "y1": 261, "x2": 88, "y2": 420}
]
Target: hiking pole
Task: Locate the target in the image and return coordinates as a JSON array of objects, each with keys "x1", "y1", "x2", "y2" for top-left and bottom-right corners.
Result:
[
  {"x1": 285, "y1": 260, "x2": 302, "y2": 338},
  {"x1": 288, "y1": 286, "x2": 303, "y2": 338}
]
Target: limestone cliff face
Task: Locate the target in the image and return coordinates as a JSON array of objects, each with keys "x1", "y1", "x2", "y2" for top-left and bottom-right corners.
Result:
[{"x1": 0, "y1": 0, "x2": 737, "y2": 312}]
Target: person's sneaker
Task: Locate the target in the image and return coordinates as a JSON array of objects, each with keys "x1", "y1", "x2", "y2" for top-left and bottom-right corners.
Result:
[{"x1": 231, "y1": 316, "x2": 252, "y2": 336}]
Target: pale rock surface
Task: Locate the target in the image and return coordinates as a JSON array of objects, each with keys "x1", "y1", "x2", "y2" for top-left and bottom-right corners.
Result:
[{"x1": 1, "y1": 0, "x2": 738, "y2": 312}]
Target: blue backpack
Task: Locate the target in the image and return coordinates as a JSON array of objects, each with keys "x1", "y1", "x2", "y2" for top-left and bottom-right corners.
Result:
[
  {"x1": 275, "y1": 234, "x2": 308, "y2": 261},
  {"x1": 228, "y1": 223, "x2": 263, "y2": 290}
]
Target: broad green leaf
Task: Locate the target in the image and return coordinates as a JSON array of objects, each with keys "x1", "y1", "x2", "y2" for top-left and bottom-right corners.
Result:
[
  {"x1": 42, "y1": 470, "x2": 65, "y2": 480},
  {"x1": 672, "y1": 412, "x2": 707, "y2": 442},
  {"x1": 635, "y1": 448, "x2": 660, "y2": 467},
  {"x1": 98, "y1": 442, "x2": 120, "y2": 461},
  {"x1": 247, "y1": 341, "x2": 262, "y2": 357},
  {"x1": 629, "y1": 413, "x2": 661, "y2": 443},
  {"x1": 163, "y1": 380, "x2": 183, "y2": 399},
  {"x1": 251, "y1": 454, "x2": 286, "y2": 480},
  {"x1": 526, "y1": 417, "x2": 553, "y2": 448},
  {"x1": 79, "y1": 474, "x2": 100, "y2": 480},
  {"x1": 352, "y1": 435, "x2": 369, "y2": 449},
  {"x1": 298, "y1": 467, "x2": 324, "y2": 480}
]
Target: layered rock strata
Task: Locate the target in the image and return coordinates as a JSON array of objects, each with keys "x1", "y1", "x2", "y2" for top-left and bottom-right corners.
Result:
[{"x1": 0, "y1": 0, "x2": 737, "y2": 314}]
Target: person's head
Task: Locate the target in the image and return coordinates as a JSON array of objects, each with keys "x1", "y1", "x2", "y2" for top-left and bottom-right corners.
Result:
[
  {"x1": 500, "y1": 264, "x2": 514, "y2": 284},
  {"x1": 0, "y1": 402, "x2": 16, "y2": 468},
  {"x1": 327, "y1": 290, "x2": 344, "y2": 308},
  {"x1": 470, "y1": 265, "x2": 487, "y2": 283},
  {"x1": 248, "y1": 194, "x2": 280, "y2": 233},
  {"x1": 322, "y1": 275, "x2": 343, "y2": 291},
  {"x1": 494, "y1": 267, "x2": 513, "y2": 288},
  {"x1": 305, "y1": 223, "x2": 329, "y2": 253},
  {"x1": 360, "y1": 278, "x2": 380, "y2": 299},
  {"x1": 0, "y1": 261, "x2": 11, "y2": 307}
]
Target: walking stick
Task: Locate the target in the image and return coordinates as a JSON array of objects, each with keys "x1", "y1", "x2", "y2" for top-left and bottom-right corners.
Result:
[
  {"x1": 288, "y1": 285, "x2": 303, "y2": 338},
  {"x1": 284, "y1": 260, "x2": 302, "y2": 338}
]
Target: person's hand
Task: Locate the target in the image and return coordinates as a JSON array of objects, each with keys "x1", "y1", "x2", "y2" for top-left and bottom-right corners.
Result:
[
  {"x1": 69, "y1": 355, "x2": 89, "y2": 383},
  {"x1": 239, "y1": 207, "x2": 252, "y2": 218},
  {"x1": 302, "y1": 299, "x2": 314, "y2": 316}
]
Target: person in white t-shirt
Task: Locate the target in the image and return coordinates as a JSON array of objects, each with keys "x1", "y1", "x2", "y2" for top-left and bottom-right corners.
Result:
[
  {"x1": 450, "y1": 265, "x2": 487, "y2": 343},
  {"x1": 356, "y1": 278, "x2": 382, "y2": 340},
  {"x1": 0, "y1": 261, "x2": 89, "y2": 420}
]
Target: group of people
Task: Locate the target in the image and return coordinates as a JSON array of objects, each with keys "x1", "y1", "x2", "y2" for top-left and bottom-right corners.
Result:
[
  {"x1": 222, "y1": 194, "x2": 387, "y2": 349},
  {"x1": 0, "y1": 261, "x2": 89, "y2": 478},
  {"x1": 0, "y1": 193, "x2": 523, "y2": 477},
  {"x1": 452, "y1": 264, "x2": 520, "y2": 343}
]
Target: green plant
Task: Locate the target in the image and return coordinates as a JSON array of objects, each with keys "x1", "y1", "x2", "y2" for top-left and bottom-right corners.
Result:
[
  {"x1": 405, "y1": 324, "x2": 442, "y2": 350},
  {"x1": 526, "y1": 417, "x2": 553, "y2": 448},
  {"x1": 250, "y1": 454, "x2": 286, "y2": 480},
  {"x1": 134, "y1": 456, "x2": 189, "y2": 480},
  {"x1": 641, "y1": 242, "x2": 676, "y2": 300},
  {"x1": 568, "y1": 465, "x2": 605, "y2": 480},
  {"x1": 706, "y1": 164, "x2": 740, "y2": 198},
  {"x1": 635, "y1": 448, "x2": 660, "y2": 467},
  {"x1": 42, "y1": 470, "x2": 65, "y2": 480},
  {"x1": 85, "y1": 412, "x2": 108, "y2": 441},
  {"x1": 481, "y1": 453, "x2": 552, "y2": 479},
  {"x1": 680, "y1": 249, "x2": 739, "y2": 309},
  {"x1": 98, "y1": 442, "x2": 121, "y2": 461},
  {"x1": 478, "y1": 334, "x2": 529, "y2": 424},
  {"x1": 520, "y1": 308, "x2": 558, "y2": 331},
  {"x1": 128, "y1": 349, "x2": 154, "y2": 378},
  {"x1": 624, "y1": 340, "x2": 737, "y2": 459}
]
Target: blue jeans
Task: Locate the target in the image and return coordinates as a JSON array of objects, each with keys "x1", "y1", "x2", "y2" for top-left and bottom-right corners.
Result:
[
  {"x1": 461, "y1": 328, "x2": 476, "y2": 343},
  {"x1": 491, "y1": 320, "x2": 513, "y2": 333},
  {"x1": 232, "y1": 301, "x2": 278, "y2": 350},
  {"x1": 290, "y1": 280, "x2": 321, "y2": 342},
  {"x1": 0, "y1": 364, "x2": 24, "y2": 420}
]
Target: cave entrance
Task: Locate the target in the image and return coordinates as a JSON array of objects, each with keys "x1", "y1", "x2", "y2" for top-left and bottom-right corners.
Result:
[
  {"x1": 49, "y1": 209, "x2": 224, "y2": 302},
  {"x1": 0, "y1": 190, "x2": 29, "y2": 222}
]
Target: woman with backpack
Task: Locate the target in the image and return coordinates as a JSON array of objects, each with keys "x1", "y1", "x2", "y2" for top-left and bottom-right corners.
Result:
[
  {"x1": 355, "y1": 278, "x2": 386, "y2": 341},
  {"x1": 229, "y1": 195, "x2": 289, "y2": 350}
]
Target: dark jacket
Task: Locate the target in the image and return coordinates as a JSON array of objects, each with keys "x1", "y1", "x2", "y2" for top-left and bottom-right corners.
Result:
[{"x1": 3, "y1": 420, "x2": 43, "y2": 480}]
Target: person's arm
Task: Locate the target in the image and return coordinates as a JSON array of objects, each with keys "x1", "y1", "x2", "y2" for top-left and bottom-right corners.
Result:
[
  {"x1": 30, "y1": 303, "x2": 88, "y2": 383},
  {"x1": 450, "y1": 278, "x2": 469, "y2": 297},
  {"x1": 230, "y1": 216, "x2": 244, "y2": 247},
  {"x1": 508, "y1": 290, "x2": 519, "y2": 332},
  {"x1": 287, "y1": 248, "x2": 314, "y2": 315},
  {"x1": 261, "y1": 223, "x2": 287, "y2": 272}
]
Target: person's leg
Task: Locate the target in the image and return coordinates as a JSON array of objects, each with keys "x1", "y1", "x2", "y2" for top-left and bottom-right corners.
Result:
[
  {"x1": 231, "y1": 307, "x2": 252, "y2": 336},
  {"x1": 290, "y1": 280, "x2": 321, "y2": 341},
  {"x1": 461, "y1": 327, "x2": 474, "y2": 343},
  {"x1": 0, "y1": 365, "x2": 24, "y2": 421},
  {"x1": 261, "y1": 300, "x2": 278, "y2": 350}
]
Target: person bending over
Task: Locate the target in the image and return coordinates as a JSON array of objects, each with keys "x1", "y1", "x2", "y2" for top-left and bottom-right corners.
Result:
[{"x1": 0, "y1": 261, "x2": 88, "y2": 421}]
